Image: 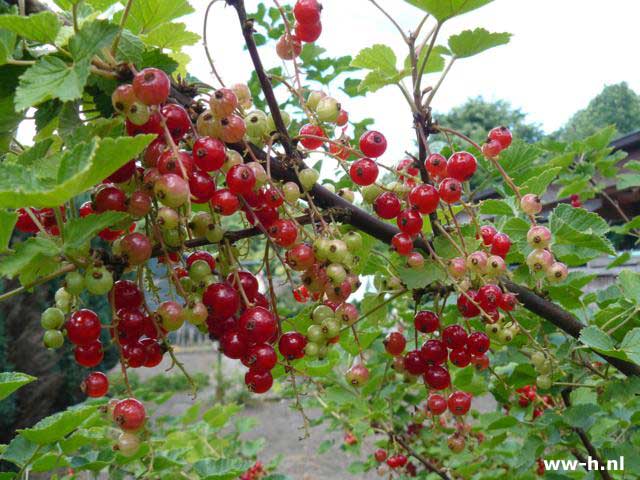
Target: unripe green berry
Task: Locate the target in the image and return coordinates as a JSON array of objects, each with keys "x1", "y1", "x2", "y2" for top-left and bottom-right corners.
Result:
[
  {"x1": 298, "y1": 168, "x2": 319, "y2": 191},
  {"x1": 43, "y1": 329, "x2": 64, "y2": 349},
  {"x1": 65, "y1": 271, "x2": 85, "y2": 296},
  {"x1": 41, "y1": 307, "x2": 65, "y2": 330}
]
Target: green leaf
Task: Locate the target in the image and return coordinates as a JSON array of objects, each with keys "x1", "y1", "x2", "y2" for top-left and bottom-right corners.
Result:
[
  {"x1": 0, "y1": 210, "x2": 17, "y2": 253},
  {"x1": 405, "y1": 0, "x2": 494, "y2": 22},
  {"x1": 618, "y1": 269, "x2": 640, "y2": 304},
  {"x1": 19, "y1": 404, "x2": 97, "y2": 444},
  {"x1": 115, "y1": 30, "x2": 145, "y2": 63},
  {"x1": 352, "y1": 45, "x2": 398, "y2": 77},
  {"x1": 448, "y1": 28, "x2": 510, "y2": 58},
  {"x1": 579, "y1": 326, "x2": 615, "y2": 351},
  {"x1": 520, "y1": 167, "x2": 562, "y2": 196},
  {"x1": 0, "y1": 29, "x2": 16, "y2": 66},
  {"x1": 0, "y1": 236, "x2": 60, "y2": 280},
  {"x1": 563, "y1": 403, "x2": 601, "y2": 430},
  {"x1": 142, "y1": 22, "x2": 199, "y2": 51},
  {"x1": 116, "y1": 0, "x2": 195, "y2": 35},
  {"x1": 396, "y1": 261, "x2": 446, "y2": 289},
  {"x1": 479, "y1": 199, "x2": 514, "y2": 216},
  {"x1": 487, "y1": 416, "x2": 518, "y2": 430},
  {"x1": 0, "y1": 435, "x2": 37, "y2": 468},
  {"x1": 192, "y1": 458, "x2": 253, "y2": 480},
  {"x1": 620, "y1": 328, "x2": 640, "y2": 365},
  {"x1": 0, "y1": 11, "x2": 61, "y2": 44},
  {"x1": 403, "y1": 45, "x2": 449, "y2": 75},
  {"x1": 618, "y1": 173, "x2": 640, "y2": 190},
  {"x1": 202, "y1": 403, "x2": 242, "y2": 429},
  {"x1": 607, "y1": 252, "x2": 631, "y2": 269},
  {"x1": 14, "y1": 20, "x2": 118, "y2": 111},
  {"x1": 549, "y1": 203, "x2": 614, "y2": 256},
  {"x1": 0, "y1": 134, "x2": 154, "y2": 208},
  {"x1": 62, "y1": 211, "x2": 129, "y2": 255},
  {"x1": 0, "y1": 372, "x2": 36, "y2": 401}
]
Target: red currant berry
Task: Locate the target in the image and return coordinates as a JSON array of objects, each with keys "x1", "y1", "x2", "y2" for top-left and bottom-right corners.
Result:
[
  {"x1": 187, "y1": 251, "x2": 217, "y2": 271},
  {"x1": 276, "y1": 33, "x2": 302, "y2": 60},
  {"x1": 143, "y1": 139, "x2": 166, "y2": 168},
  {"x1": 193, "y1": 137, "x2": 226, "y2": 172},
  {"x1": 211, "y1": 188, "x2": 241, "y2": 216},
  {"x1": 427, "y1": 394, "x2": 447, "y2": 415},
  {"x1": 74, "y1": 341, "x2": 104, "y2": 367},
  {"x1": 359, "y1": 130, "x2": 387, "y2": 158},
  {"x1": 242, "y1": 343, "x2": 277, "y2": 372},
  {"x1": 447, "y1": 391, "x2": 472, "y2": 415},
  {"x1": 438, "y1": 178, "x2": 462, "y2": 204},
  {"x1": 349, "y1": 158, "x2": 379, "y2": 186},
  {"x1": 106, "y1": 161, "x2": 136, "y2": 184},
  {"x1": 126, "y1": 111, "x2": 164, "y2": 137},
  {"x1": 295, "y1": 21, "x2": 322, "y2": 43},
  {"x1": 245, "y1": 369, "x2": 273, "y2": 394},
  {"x1": 391, "y1": 232, "x2": 413, "y2": 256},
  {"x1": 293, "y1": 0, "x2": 322, "y2": 24},
  {"x1": 128, "y1": 191, "x2": 152, "y2": 217},
  {"x1": 67, "y1": 309, "x2": 101, "y2": 346},
  {"x1": 477, "y1": 284, "x2": 502, "y2": 312},
  {"x1": 161, "y1": 104, "x2": 191, "y2": 141},
  {"x1": 490, "y1": 232, "x2": 512, "y2": 258},
  {"x1": 140, "y1": 338, "x2": 163, "y2": 367},
  {"x1": 227, "y1": 271, "x2": 260, "y2": 300},
  {"x1": 420, "y1": 339, "x2": 447, "y2": 365},
  {"x1": 467, "y1": 332, "x2": 490, "y2": 355},
  {"x1": 113, "y1": 398, "x2": 146, "y2": 431},
  {"x1": 479, "y1": 225, "x2": 497, "y2": 246},
  {"x1": 203, "y1": 283, "x2": 240, "y2": 320},
  {"x1": 120, "y1": 233, "x2": 152, "y2": 266},
  {"x1": 424, "y1": 365, "x2": 451, "y2": 390},
  {"x1": 384, "y1": 331, "x2": 406, "y2": 356},
  {"x1": 81, "y1": 371, "x2": 109, "y2": 397},
  {"x1": 286, "y1": 244, "x2": 316, "y2": 271},
  {"x1": 449, "y1": 347, "x2": 471, "y2": 368},
  {"x1": 210, "y1": 88, "x2": 238, "y2": 118},
  {"x1": 374, "y1": 449, "x2": 387, "y2": 462},
  {"x1": 425, "y1": 153, "x2": 447, "y2": 180},
  {"x1": 345, "y1": 363, "x2": 369, "y2": 387},
  {"x1": 269, "y1": 219, "x2": 298, "y2": 248},
  {"x1": 396, "y1": 208, "x2": 423, "y2": 236},
  {"x1": 133, "y1": 68, "x2": 170, "y2": 106},
  {"x1": 481, "y1": 139, "x2": 503, "y2": 159},
  {"x1": 414, "y1": 310, "x2": 439, "y2": 333},
  {"x1": 94, "y1": 185, "x2": 127, "y2": 213},
  {"x1": 442, "y1": 325, "x2": 468, "y2": 350},
  {"x1": 189, "y1": 170, "x2": 216, "y2": 203},
  {"x1": 112, "y1": 280, "x2": 143, "y2": 310},
  {"x1": 278, "y1": 332, "x2": 307, "y2": 360},
  {"x1": 488, "y1": 126, "x2": 512, "y2": 149},
  {"x1": 220, "y1": 330, "x2": 248, "y2": 359},
  {"x1": 299, "y1": 124, "x2": 325, "y2": 149},
  {"x1": 447, "y1": 152, "x2": 477, "y2": 182},
  {"x1": 457, "y1": 291, "x2": 480, "y2": 318},
  {"x1": 403, "y1": 350, "x2": 426, "y2": 375},
  {"x1": 238, "y1": 307, "x2": 278, "y2": 345},
  {"x1": 373, "y1": 192, "x2": 401, "y2": 219},
  {"x1": 227, "y1": 164, "x2": 256, "y2": 196},
  {"x1": 499, "y1": 292, "x2": 518, "y2": 311},
  {"x1": 408, "y1": 184, "x2": 439, "y2": 214}
]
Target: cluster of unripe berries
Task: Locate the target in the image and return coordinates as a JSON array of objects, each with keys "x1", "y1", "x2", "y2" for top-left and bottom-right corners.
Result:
[
  {"x1": 523, "y1": 223, "x2": 568, "y2": 283},
  {"x1": 276, "y1": 0, "x2": 323, "y2": 60}
]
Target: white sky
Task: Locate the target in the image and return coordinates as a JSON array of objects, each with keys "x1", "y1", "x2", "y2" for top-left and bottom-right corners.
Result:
[{"x1": 183, "y1": 0, "x2": 640, "y2": 162}]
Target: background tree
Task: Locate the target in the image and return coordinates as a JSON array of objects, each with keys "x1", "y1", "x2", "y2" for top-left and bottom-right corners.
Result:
[
  {"x1": 435, "y1": 96, "x2": 544, "y2": 144},
  {"x1": 556, "y1": 82, "x2": 640, "y2": 141}
]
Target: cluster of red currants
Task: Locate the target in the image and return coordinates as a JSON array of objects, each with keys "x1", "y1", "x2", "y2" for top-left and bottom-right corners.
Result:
[
  {"x1": 515, "y1": 384, "x2": 554, "y2": 420},
  {"x1": 239, "y1": 461, "x2": 267, "y2": 480},
  {"x1": 15, "y1": 207, "x2": 65, "y2": 236},
  {"x1": 276, "y1": 0, "x2": 323, "y2": 60}
]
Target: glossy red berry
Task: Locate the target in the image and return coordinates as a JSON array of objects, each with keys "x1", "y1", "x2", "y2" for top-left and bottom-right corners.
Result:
[
  {"x1": 113, "y1": 398, "x2": 146, "y2": 431},
  {"x1": 295, "y1": 21, "x2": 322, "y2": 43},
  {"x1": 140, "y1": 338, "x2": 163, "y2": 367},
  {"x1": 120, "y1": 233, "x2": 152, "y2": 265},
  {"x1": 488, "y1": 126, "x2": 512, "y2": 149},
  {"x1": 373, "y1": 192, "x2": 401, "y2": 219},
  {"x1": 227, "y1": 164, "x2": 256, "y2": 196},
  {"x1": 425, "y1": 153, "x2": 447, "y2": 180},
  {"x1": 374, "y1": 449, "x2": 387, "y2": 462},
  {"x1": 239, "y1": 307, "x2": 278, "y2": 345},
  {"x1": 210, "y1": 88, "x2": 238, "y2": 118},
  {"x1": 161, "y1": 104, "x2": 191, "y2": 141},
  {"x1": 442, "y1": 325, "x2": 468, "y2": 350},
  {"x1": 74, "y1": 341, "x2": 104, "y2": 367},
  {"x1": 482, "y1": 139, "x2": 503, "y2": 159},
  {"x1": 278, "y1": 332, "x2": 307, "y2": 360},
  {"x1": 420, "y1": 339, "x2": 447, "y2": 365},
  {"x1": 203, "y1": 283, "x2": 240, "y2": 320},
  {"x1": 294, "y1": 0, "x2": 322, "y2": 24},
  {"x1": 396, "y1": 208, "x2": 423, "y2": 236},
  {"x1": 67, "y1": 309, "x2": 101, "y2": 346},
  {"x1": 158, "y1": 150, "x2": 194, "y2": 177},
  {"x1": 242, "y1": 343, "x2": 277, "y2": 372},
  {"x1": 490, "y1": 232, "x2": 512, "y2": 258},
  {"x1": 457, "y1": 291, "x2": 480, "y2": 318},
  {"x1": 245, "y1": 369, "x2": 273, "y2": 394},
  {"x1": 133, "y1": 68, "x2": 170, "y2": 106},
  {"x1": 94, "y1": 185, "x2": 127, "y2": 213},
  {"x1": 438, "y1": 178, "x2": 462, "y2": 204},
  {"x1": 427, "y1": 394, "x2": 447, "y2": 415},
  {"x1": 189, "y1": 170, "x2": 216, "y2": 203},
  {"x1": 126, "y1": 111, "x2": 164, "y2": 137},
  {"x1": 187, "y1": 251, "x2": 217, "y2": 271},
  {"x1": 349, "y1": 158, "x2": 379, "y2": 186},
  {"x1": 211, "y1": 189, "x2": 241, "y2": 216},
  {"x1": 447, "y1": 391, "x2": 472, "y2": 415},
  {"x1": 467, "y1": 332, "x2": 490, "y2": 355},
  {"x1": 359, "y1": 131, "x2": 387, "y2": 158},
  {"x1": 220, "y1": 330, "x2": 248, "y2": 359},
  {"x1": 384, "y1": 331, "x2": 406, "y2": 356},
  {"x1": 447, "y1": 152, "x2": 477, "y2": 181},
  {"x1": 299, "y1": 124, "x2": 325, "y2": 149},
  {"x1": 414, "y1": 311, "x2": 439, "y2": 333},
  {"x1": 424, "y1": 365, "x2": 451, "y2": 390},
  {"x1": 81, "y1": 371, "x2": 108, "y2": 397},
  {"x1": 477, "y1": 284, "x2": 502, "y2": 312},
  {"x1": 391, "y1": 232, "x2": 413, "y2": 255},
  {"x1": 499, "y1": 292, "x2": 518, "y2": 311},
  {"x1": 106, "y1": 161, "x2": 136, "y2": 184},
  {"x1": 403, "y1": 350, "x2": 426, "y2": 375},
  {"x1": 227, "y1": 271, "x2": 259, "y2": 300},
  {"x1": 286, "y1": 244, "x2": 316, "y2": 271},
  {"x1": 480, "y1": 225, "x2": 497, "y2": 246},
  {"x1": 193, "y1": 137, "x2": 226, "y2": 172},
  {"x1": 270, "y1": 219, "x2": 298, "y2": 248},
  {"x1": 408, "y1": 184, "x2": 439, "y2": 214},
  {"x1": 112, "y1": 280, "x2": 143, "y2": 310},
  {"x1": 449, "y1": 347, "x2": 471, "y2": 368}
]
